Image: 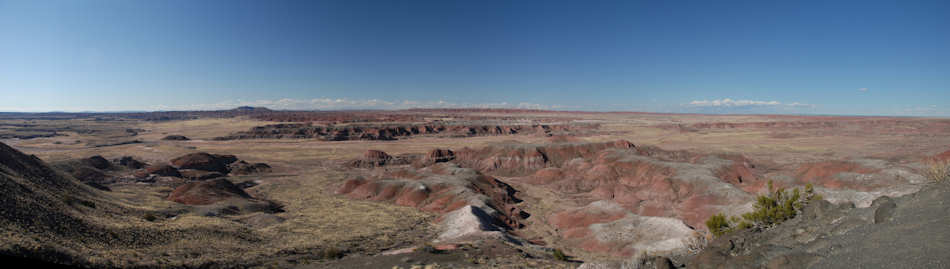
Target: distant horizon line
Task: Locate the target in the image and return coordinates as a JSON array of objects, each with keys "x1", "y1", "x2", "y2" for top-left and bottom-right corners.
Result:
[{"x1": 0, "y1": 107, "x2": 945, "y2": 119}]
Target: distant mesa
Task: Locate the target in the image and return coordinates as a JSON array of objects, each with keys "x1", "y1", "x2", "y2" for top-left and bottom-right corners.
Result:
[
  {"x1": 231, "y1": 106, "x2": 271, "y2": 112},
  {"x1": 161, "y1": 135, "x2": 190, "y2": 141},
  {"x1": 215, "y1": 122, "x2": 592, "y2": 141}
]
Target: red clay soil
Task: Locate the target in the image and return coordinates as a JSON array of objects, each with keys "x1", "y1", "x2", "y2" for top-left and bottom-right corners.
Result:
[
  {"x1": 170, "y1": 152, "x2": 238, "y2": 174},
  {"x1": 167, "y1": 178, "x2": 251, "y2": 205},
  {"x1": 336, "y1": 164, "x2": 528, "y2": 229},
  {"x1": 795, "y1": 161, "x2": 879, "y2": 191},
  {"x1": 450, "y1": 140, "x2": 636, "y2": 176},
  {"x1": 436, "y1": 140, "x2": 760, "y2": 239},
  {"x1": 935, "y1": 149, "x2": 950, "y2": 162}
]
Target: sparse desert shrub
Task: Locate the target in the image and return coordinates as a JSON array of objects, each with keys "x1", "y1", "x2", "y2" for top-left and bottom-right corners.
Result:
[
  {"x1": 706, "y1": 180, "x2": 817, "y2": 237},
  {"x1": 925, "y1": 160, "x2": 950, "y2": 183},
  {"x1": 705, "y1": 213, "x2": 730, "y2": 237},
  {"x1": 552, "y1": 248, "x2": 568, "y2": 261}
]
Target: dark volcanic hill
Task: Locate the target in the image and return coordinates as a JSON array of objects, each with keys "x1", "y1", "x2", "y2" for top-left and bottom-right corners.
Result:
[{"x1": 0, "y1": 142, "x2": 104, "y2": 265}]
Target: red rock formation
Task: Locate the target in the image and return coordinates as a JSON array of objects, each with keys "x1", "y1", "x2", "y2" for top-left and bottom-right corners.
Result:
[
  {"x1": 795, "y1": 161, "x2": 879, "y2": 191},
  {"x1": 347, "y1": 150, "x2": 412, "y2": 168},
  {"x1": 935, "y1": 149, "x2": 950, "y2": 162},
  {"x1": 336, "y1": 163, "x2": 528, "y2": 229},
  {"x1": 424, "y1": 149, "x2": 455, "y2": 164}
]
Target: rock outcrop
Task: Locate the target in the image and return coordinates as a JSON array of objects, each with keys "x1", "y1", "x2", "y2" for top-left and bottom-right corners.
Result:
[
  {"x1": 214, "y1": 123, "x2": 589, "y2": 141},
  {"x1": 689, "y1": 183, "x2": 950, "y2": 268}
]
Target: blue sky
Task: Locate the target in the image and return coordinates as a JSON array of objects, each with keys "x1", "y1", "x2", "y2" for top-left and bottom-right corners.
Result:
[{"x1": 0, "y1": 0, "x2": 947, "y2": 115}]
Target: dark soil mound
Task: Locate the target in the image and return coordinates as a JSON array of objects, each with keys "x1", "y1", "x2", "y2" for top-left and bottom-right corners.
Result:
[
  {"x1": 167, "y1": 178, "x2": 252, "y2": 205},
  {"x1": 82, "y1": 155, "x2": 111, "y2": 170},
  {"x1": 136, "y1": 164, "x2": 181, "y2": 178},
  {"x1": 112, "y1": 156, "x2": 146, "y2": 169},
  {"x1": 161, "y1": 135, "x2": 190, "y2": 141},
  {"x1": 228, "y1": 161, "x2": 271, "y2": 175},
  {"x1": 0, "y1": 142, "x2": 102, "y2": 265},
  {"x1": 178, "y1": 169, "x2": 225, "y2": 181},
  {"x1": 170, "y1": 152, "x2": 237, "y2": 173}
]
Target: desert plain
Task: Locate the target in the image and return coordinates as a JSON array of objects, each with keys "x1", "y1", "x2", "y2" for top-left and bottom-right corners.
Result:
[{"x1": 2, "y1": 108, "x2": 949, "y2": 268}]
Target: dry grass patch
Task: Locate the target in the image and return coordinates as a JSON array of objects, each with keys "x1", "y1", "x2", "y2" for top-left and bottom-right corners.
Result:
[{"x1": 926, "y1": 160, "x2": 950, "y2": 183}]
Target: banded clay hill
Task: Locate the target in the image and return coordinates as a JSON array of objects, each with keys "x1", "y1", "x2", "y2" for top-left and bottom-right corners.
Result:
[{"x1": 2, "y1": 108, "x2": 950, "y2": 268}]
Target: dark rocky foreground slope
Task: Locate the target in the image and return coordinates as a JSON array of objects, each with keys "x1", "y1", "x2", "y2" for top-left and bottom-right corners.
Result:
[{"x1": 689, "y1": 182, "x2": 950, "y2": 269}]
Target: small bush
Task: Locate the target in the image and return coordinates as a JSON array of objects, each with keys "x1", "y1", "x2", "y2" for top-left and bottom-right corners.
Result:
[
  {"x1": 143, "y1": 213, "x2": 157, "y2": 222},
  {"x1": 705, "y1": 213, "x2": 730, "y2": 237},
  {"x1": 706, "y1": 180, "x2": 818, "y2": 237},
  {"x1": 926, "y1": 160, "x2": 950, "y2": 183},
  {"x1": 552, "y1": 248, "x2": 568, "y2": 261}
]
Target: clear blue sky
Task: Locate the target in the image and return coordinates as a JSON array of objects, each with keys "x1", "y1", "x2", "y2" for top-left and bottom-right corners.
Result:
[{"x1": 0, "y1": 0, "x2": 947, "y2": 115}]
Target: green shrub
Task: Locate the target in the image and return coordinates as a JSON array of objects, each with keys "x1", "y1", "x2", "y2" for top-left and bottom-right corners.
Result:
[
  {"x1": 706, "y1": 180, "x2": 818, "y2": 237},
  {"x1": 552, "y1": 248, "x2": 568, "y2": 261},
  {"x1": 705, "y1": 213, "x2": 730, "y2": 237}
]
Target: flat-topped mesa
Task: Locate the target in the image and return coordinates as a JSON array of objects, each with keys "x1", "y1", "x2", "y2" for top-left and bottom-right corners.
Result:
[
  {"x1": 213, "y1": 122, "x2": 595, "y2": 141},
  {"x1": 347, "y1": 150, "x2": 413, "y2": 168}
]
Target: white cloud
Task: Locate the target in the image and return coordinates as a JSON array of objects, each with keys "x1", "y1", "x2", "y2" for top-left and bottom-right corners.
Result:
[
  {"x1": 858, "y1": 88, "x2": 868, "y2": 92},
  {"x1": 688, "y1": 98, "x2": 783, "y2": 107},
  {"x1": 148, "y1": 98, "x2": 559, "y2": 111}
]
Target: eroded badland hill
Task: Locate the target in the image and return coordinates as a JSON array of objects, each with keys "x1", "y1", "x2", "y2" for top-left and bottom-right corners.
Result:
[{"x1": 2, "y1": 109, "x2": 949, "y2": 268}]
